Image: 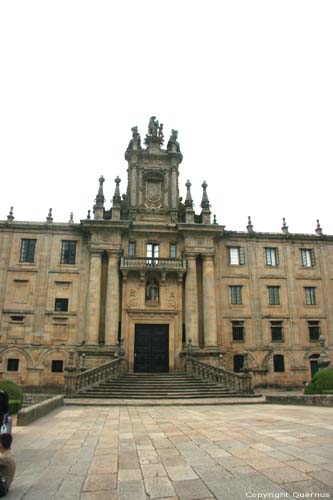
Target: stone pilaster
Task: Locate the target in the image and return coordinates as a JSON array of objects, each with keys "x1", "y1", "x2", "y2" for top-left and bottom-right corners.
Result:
[
  {"x1": 185, "y1": 255, "x2": 199, "y2": 346},
  {"x1": 202, "y1": 254, "x2": 218, "y2": 347},
  {"x1": 86, "y1": 251, "x2": 102, "y2": 345},
  {"x1": 171, "y1": 166, "x2": 177, "y2": 209},
  {"x1": 104, "y1": 252, "x2": 120, "y2": 346}
]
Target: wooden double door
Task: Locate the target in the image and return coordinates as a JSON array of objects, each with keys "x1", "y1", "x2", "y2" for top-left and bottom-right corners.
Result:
[{"x1": 134, "y1": 324, "x2": 169, "y2": 373}]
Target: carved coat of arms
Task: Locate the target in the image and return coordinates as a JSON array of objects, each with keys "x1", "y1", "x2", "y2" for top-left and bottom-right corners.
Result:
[{"x1": 145, "y1": 180, "x2": 162, "y2": 208}]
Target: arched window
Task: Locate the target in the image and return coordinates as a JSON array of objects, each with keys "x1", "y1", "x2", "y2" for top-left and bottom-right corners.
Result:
[
  {"x1": 273, "y1": 354, "x2": 285, "y2": 372},
  {"x1": 233, "y1": 355, "x2": 244, "y2": 373}
]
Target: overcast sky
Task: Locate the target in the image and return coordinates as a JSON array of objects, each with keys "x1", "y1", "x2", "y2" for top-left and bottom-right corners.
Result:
[{"x1": 0, "y1": 1, "x2": 332, "y2": 234}]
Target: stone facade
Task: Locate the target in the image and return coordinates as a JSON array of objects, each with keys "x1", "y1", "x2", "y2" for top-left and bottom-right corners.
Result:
[{"x1": 0, "y1": 118, "x2": 332, "y2": 388}]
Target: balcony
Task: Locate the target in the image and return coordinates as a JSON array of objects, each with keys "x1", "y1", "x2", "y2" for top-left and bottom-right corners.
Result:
[{"x1": 120, "y1": 256, "x2": 187, "y2": 272}]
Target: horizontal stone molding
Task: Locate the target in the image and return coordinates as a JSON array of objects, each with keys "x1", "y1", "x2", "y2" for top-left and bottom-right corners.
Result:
[{"x1": 266, "y1": 394, "x2": 333, "y2": 407}]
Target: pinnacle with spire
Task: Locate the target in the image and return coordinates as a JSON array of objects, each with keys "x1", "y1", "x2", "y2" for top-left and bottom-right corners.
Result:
[
  {"x1": 315, "y1": 219, "x2": 323, "y2": 236},
  {"x1": 95, "y1": 175, "x2": 105, "y2": 207},
  {"x1": 185, "y1": 180, "x2": 193, "y2": 207},
  {"x1": 46, "y1": 208, "x2": 53, "y2": 223},
  {"x1": 112, "y1": 176, "x2": 121, "y2": 206},
  {"x1": 200, "y1": 181, "x2": 210, "y2": 209},
  {"x1": 282, "y1": 217, "x2": 289, "y2": 235},
  {"x1": 7, "y1": 206, "x2": 14, "y2": 222},
  {"x1": 247, "y1": 216, "x2": 254, "y2": 233}
]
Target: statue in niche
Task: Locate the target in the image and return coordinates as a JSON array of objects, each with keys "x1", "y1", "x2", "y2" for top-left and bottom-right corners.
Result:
[{"x1": 146, "y1": 278, "x2": 159, "y2": 302}]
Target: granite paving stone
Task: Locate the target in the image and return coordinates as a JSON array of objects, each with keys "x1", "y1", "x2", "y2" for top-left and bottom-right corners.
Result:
[{"x1": 8, "y1": 403, "x2": 333, "y2": 499}]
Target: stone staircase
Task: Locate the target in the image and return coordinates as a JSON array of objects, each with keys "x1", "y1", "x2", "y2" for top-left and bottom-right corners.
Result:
[{"x1": 75, "y1": 372, "x2": 252, "y2": 399}]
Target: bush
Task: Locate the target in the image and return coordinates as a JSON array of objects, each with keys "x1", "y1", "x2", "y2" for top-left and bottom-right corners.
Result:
[
  {"x1": 305, "y1": 370, "x2": 333, "y2": 395},
  {"x1": 0, "y1": 380, "x2": 23, "y2": 413},
  {"x1": 9, "y1": 400, "x2": 22, "y2": 414}
]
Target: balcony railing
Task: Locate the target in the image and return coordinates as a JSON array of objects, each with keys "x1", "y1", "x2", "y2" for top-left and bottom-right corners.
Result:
[{"x1": 120, "y1": 256, "x2": 187, "y2": 272}]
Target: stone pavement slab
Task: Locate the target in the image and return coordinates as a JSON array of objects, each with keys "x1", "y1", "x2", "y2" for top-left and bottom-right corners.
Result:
[{"x1": 8, "y1": 403, "x2": 333, "y2": 499}]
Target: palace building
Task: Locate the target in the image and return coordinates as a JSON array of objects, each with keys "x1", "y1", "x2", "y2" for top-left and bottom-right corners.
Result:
[{"x1": 0, "y1": 117, "x2": 332, "y2": 389}]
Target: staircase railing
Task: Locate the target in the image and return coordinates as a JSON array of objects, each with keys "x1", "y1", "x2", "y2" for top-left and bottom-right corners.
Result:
[
  {"x1": 183, "y1": 356, "x2": 253, "y2": 394},
  {"x1": 64, "y1": 357, "x2": 127, "y2": 396}
]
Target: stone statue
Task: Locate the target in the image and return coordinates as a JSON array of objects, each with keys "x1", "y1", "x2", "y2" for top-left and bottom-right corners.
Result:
[
  {"x1": 167, "y1": 129, "x2": 180, "y2": 152},
  {"x1": 148, "y1": 116, "x2": 159, "y2": 137},
  {"x1": 146, "y1": 279, "x2": 159, "y2": 302},
  {"x1": 128, "y1": 126, "x2": 141, "y2": 150}
]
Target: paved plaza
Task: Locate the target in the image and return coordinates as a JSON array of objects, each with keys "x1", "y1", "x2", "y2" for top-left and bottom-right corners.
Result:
[{"x1": 9, "y1": 403, "x2": 333, "y2": 500}]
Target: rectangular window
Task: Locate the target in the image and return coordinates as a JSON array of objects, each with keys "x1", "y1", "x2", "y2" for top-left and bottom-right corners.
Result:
[
  {"x1": 55, "y1": 298, "x2": 69, "y2": 312},
  {"x1": 61, "y1": 241, "x2": 77, "y2": 264},
  {"x1": 271, "y1": 321, "x2": 283, "y2": 341},
  {"x1": 51, "y1": 360, "x2": 64, "y2": 373},
  {"x1": 308, "y1": 320, "x2": 320, "y2": 341},
  {"x1": 7, "y1": 359, "x2": 19, "y2": 372},
  {"x1": 170, "y1": 243, "x2": 177, "y2": 258},
  {"x1": 305, "y1": 287, "x2": 317, "y2": 305},
  {"x1": 268, "y1": 286, "x2": 280, "y2": 305},
  {"x1": 265, "y1": 248, "x2": 279, "y2": 266},
  {"x1": 232, "y1": 321, "x2": 244, "y2": 341},
  {"x1": 230, "y1": 286, "x2": 242, "y2": 305},
  {"x1": 228, "y1": 247, "x2": 245, "y2": 265},
  {"x1": 273, "y1": 355, "x2": 285, "y2": 372},
  {"x1": 20, "y1": 239, "x2": 36, "y2": 263},
  {"x1": 128, "y1": 241, "x2": 136, "y2": 257},
  {"x1": 301, "y1": 249, "x2": 315, "y2": 268},
  {"x1": 146, "y1": 243, "x2": 159, "y2": 265}
]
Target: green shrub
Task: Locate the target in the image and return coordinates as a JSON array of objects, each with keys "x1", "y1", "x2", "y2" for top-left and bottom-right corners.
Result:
[
  {"x1": 0, "y1": 380, "x2": 23, "y2": 411},
  {"x1": 305, "y1": 370, "x2": 333, "y2": 395},
  {"x1": 9, "y1": 400, "x2": 22, "y2": 414}
]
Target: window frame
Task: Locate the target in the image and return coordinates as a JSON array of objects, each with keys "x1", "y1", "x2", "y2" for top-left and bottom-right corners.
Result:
[
  {"x1": 232, "y1": 320, "x2": 245, "y2": 342},
  {"x1": 270, "y1": 320, "x2": 283, "y2": 342},
  {"x1": 170, "y1": 243, "x2": 177, "y2": 259},
  {"x1": 54, "y1": 298, "x2": 69, "y2": 312},
  {"x1": 308, "y1": 320, "x2": 320, "y2": 341},
  {"x1": 305, "y1": 287, "x2": 317, "y2": 306},
  {"x1": 268, "y1": 286, "x2": 280, "y2": 305},
  {"x1": 265, "y1": 247, "x2": 279, "y2": 267},
  {"x1": 301, "y1": 248, "x2": 315, "y2": 268},
  {"x1": 60, "y1": 240, "x2": 77, "y2": 265},
  {"x1": 51, "y1": 360, "x2": 64, "y2": 373},
  {"x1": 128, "y1": 241, "x2": 136, "y2": 257},
  {"x1": 20, "y1": 238, "x2": 36, "y2": 263},
  {"x1": 228, "y1": 247, "x2": 245, "y2": 266},
  {"x1": 230, "y1": 285, "x2": 243, "y2": 305},
  {"x1": 273, "y1": 354, "x2": 285, "y2": 372},
  {"x1": 7, "y1": 358, "x2": 19, "y2": 372}
]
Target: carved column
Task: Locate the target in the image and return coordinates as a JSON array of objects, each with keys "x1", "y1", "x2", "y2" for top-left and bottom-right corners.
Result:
[
  {"x1": 185, "y1": 255, "x2": 199, "y2": 346},
  {"x1": 86, "y1": 251, "x2": 102, "y2": 345},
  {"x1": 131, "y1": 164, "x2": 137, "y2": 207},
  {"x1": 202, "y1": 254, "x2": 218, "y2": 347},
  {"x1": 104, "y1": 252, "x2": 120, "y2": 346}
]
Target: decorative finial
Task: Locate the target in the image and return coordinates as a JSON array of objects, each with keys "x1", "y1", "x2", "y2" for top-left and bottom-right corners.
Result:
[
  {"x1": 113, "y1": 176, "x2": 121, "y2": 205},
  {"x1": 200, "y1": 181, "x2": 210, "y2": 209},
  {"x1": 46, "y1": 208, "x2": 53, "y2": 223},
  {"x1": 281, "y1": 217, "x2": 289, "y2": 235},
  {"x1": 95, "y1": 175, "x2": 105, "y2": 207},
  {"x1": 213, "y1": 214, "x2": 217, "y2": 224},
  {"x1": 315, "y1": 219, "x2": 323, "y2": 236},
  {"x1": 7, "y1": 206, "x2": 14, "y2": 222},
  {"x1": 87, "y1": 209, "x2": 91, "y2": 220},
  {"x1": 247, "y1": 216, "x2": 254, "y2": 233},
  {"x1": 185, "y1": 180, "x2": 193, "y2": 207},
  {"x1": 69, "y1": 212, "x2": 74, "y2": 224}
]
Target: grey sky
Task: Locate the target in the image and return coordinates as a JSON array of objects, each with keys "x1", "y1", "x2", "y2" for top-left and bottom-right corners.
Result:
[{"x1": 1, "y1": 1, "x2": 332, "y2": 234}]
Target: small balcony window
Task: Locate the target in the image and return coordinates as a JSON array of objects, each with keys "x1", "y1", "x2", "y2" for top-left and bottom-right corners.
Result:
[
  {"x1": 55, "y1": 298, "x2": 69, "y2": 312},
  {"x1": 7, "y1": 359, "x2": 19, "y2": 372},
  {"x1": 51, "y1": 360, "x2": 64, "y2": 373}
]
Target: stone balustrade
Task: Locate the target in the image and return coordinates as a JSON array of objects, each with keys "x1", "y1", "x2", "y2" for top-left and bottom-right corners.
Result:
[
  {"x1": 120, "y1": 256, "x2": 187, "y2": 271},
  {"x1": 183, "y1": 356, "x2": 253, "y2": 394},
  {"x1": 64, "y1": 357, "x2": 126, "y2": 395}
]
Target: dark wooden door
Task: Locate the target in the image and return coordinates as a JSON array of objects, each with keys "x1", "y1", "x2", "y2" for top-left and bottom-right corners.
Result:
[{"x1": 134, "y1": 324, "x2": 169, "y2": 373}]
